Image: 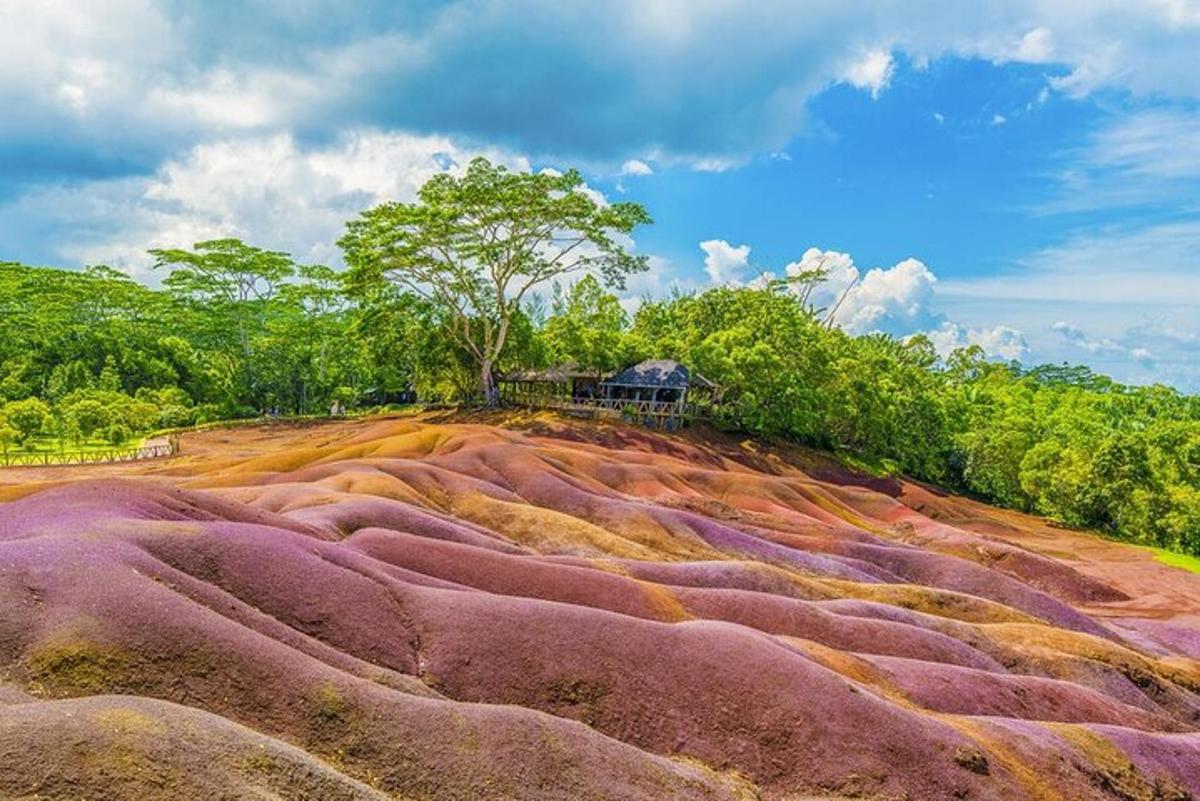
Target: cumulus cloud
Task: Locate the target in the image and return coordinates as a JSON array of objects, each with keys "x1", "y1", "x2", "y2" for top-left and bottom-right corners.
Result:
[
  {"x1": 769, "y1": 248, "x2": 939, "y2": 336},
  {"x1": 1051, "y1": 320, "x2": 1124, "y2": 354},
  {"x1": 0, "y1": 130, "x2": 530, "y2": 277},
  {"x1": 745, "y1": 246, "x2": 1025, "y2": 360},
  {"x1": 620, "y1": 159, "x2": 653, "y2": 176},
  {"x1": 1052, "y1": 320, "x2": 1156, "y2": 364},
  {"x1": 699, "y1": 240, "x2": 753, "y2": 285},
  {"x1": 6, "y1": 0, "x2": 1200, "y2": 187},
  {"x1": 926, "y1": 322, "x2": 1029, "y2": 361},
  {"x1": 835, "y1": 258, "x2": 940, "y2": 334},
  {"x1": 842, "y1": 49, "x2": 895, "y2": 98},
  {"x1": 1013, "y1": 27, "x2": 1054, "y2": 62}
]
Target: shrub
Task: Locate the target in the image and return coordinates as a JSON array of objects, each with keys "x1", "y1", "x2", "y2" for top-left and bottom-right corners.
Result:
[
  {"x1": 103, "y1": 423, "x2": 133, "y2": 445},
  {"x1": 1, "y1": 398, "x2": 49, "y2": 445}
]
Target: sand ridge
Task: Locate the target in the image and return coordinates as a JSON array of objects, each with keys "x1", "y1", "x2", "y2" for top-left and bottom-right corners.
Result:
[{"x1": 2, "y1": 411, "x2": 1199, "y2": 799}]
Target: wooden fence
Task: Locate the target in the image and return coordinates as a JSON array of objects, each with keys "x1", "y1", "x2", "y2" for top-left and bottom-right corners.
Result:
[
  {"x1": 501, "y1": 389, "x2": 699, "y2": 428},
  {"x1": 0, "y1": 438, "x2": 178, "y2": 468}
]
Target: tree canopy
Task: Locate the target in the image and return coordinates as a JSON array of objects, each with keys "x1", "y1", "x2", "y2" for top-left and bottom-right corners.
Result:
[
  {"x1": 339, "y1": 157, "x2": 650, "y2": 404},
  {"x1": 2, "y1": 160, "x2": 1199, "y2": 556}
]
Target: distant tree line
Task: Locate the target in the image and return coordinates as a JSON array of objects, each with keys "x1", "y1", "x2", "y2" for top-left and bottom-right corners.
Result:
[{"x1": 1, "y1": 158, "x2": 1197, "y2": 554}]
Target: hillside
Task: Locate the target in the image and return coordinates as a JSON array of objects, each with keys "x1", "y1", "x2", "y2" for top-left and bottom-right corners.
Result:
[{"x1": 2, "y1": 412, "x2": 1200, "y2": 800}]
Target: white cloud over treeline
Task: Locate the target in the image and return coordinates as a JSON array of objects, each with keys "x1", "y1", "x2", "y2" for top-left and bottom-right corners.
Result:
[{"x1": 695, "y1": 243, "x2": 1028, "y2": 361}]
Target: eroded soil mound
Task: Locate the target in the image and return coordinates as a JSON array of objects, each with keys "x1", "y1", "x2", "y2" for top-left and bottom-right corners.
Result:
[{"x1": 2, "y1": 413, "x2": 1200, "y2": 800}]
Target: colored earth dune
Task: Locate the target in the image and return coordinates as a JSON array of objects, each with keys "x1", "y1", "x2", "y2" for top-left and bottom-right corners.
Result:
[{"x1": 3, "y1": 412, "x2": 1200, "y2": 800}]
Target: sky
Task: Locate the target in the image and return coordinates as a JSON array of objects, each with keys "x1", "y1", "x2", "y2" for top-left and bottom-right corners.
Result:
[{"x1": 2, "y1": 1, "x2": 1199, "y2": 389}]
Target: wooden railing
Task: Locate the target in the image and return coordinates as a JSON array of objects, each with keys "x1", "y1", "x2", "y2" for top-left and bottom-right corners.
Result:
[
  {"x1": 0, "y1": 438, "x2": 178, "y2": 468},
  {"x1": 500, "y1": 388, "x2": 699, "y2": 427}
]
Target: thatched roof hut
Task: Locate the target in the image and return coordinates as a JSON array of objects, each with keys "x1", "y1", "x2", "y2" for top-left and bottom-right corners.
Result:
[
  {"x1": 601, "y1": 359, "x2": 689, "y2": 389},
  {"x1": 498, "y1": 361, "x2": 606, "y2": 403},
  {"x1": 599, "y1": 359, "x2": 716, "y2": 402},
  {"x1": 500, "y1": 361, "x2": 600, "y2": 384}
]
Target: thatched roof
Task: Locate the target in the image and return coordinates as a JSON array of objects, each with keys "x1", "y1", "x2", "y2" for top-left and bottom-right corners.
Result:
[
  {"x1": 500, "y1": 361, "x2": 603, "y2": 383},
  {"x1": 601, "y1": 359, "x2": 713, "y2": 389}
]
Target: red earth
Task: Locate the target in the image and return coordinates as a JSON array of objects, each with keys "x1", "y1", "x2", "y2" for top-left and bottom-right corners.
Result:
[{"x1": 2, "y1": 410, "x2": 1200, "y2": 800}]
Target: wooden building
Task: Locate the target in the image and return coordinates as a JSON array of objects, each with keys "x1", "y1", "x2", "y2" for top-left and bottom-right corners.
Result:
[
  {"x1": 599, "y1": 359, "x2": 717, "y2": 429},
  {"x1": 498, "y1": 362, "x2": 604, "y2": 406},
  {"x1": 498, "y1": 358, "x2": 718, "y2": 429}
]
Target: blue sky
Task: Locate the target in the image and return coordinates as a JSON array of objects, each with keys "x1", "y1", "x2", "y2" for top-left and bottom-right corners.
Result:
[{"x1": 2, "y1": 1, "x2": 1199, "y2": 388}]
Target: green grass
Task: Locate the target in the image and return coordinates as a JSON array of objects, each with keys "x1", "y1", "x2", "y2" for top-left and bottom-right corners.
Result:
[
  {"x1": 16, "y1": 435, "x2": 145, "y2": 454},
  {"x1": 1149, "y1": 547, "x2": 1200, "y2": 575}
]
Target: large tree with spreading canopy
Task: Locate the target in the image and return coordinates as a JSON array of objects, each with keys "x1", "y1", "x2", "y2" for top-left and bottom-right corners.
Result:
[{"x1": 339, "y1": 157, "x2": 651, "y2": 405}]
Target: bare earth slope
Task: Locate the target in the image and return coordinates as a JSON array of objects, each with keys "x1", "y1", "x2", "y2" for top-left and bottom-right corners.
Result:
[{"x1": 3, "y1": 412, "x2": 1200, "y2": 800}]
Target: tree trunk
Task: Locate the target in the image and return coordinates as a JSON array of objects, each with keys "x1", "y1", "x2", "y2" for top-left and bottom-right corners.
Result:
[{"x1": 481, "y1": 360, "x2": 500, "y2": 407}]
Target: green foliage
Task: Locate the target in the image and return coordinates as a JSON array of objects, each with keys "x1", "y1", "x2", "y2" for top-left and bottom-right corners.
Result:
[
  {"x1": 0, "y1": 417, "x2": 17, "y2": 455},
  {"x1": 618, "y1": 283, "x2": 1200, "y2": 554},
  {"x1": 1, "y1": 398, "x2": 49, "y2": 445},
  {"x1": 102, "y1": 422, "x2": 133, "y2": 446},
  {"x1": 543, "y1": 275, "x2": 629, "y2": 373},
  {"x1": 2, "y1": 174, "x2": 1198, "y2": 558},
  {"x1": 340, "y1": 157, "x2": 650, "y2": 405}
]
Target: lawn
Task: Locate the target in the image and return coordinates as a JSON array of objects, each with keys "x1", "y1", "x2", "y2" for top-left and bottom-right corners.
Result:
[
  {"x1": 0, "y1": 434, "x2": 148, "y2": 465},
  {"x1": 1151, "y1": 547, "x2": 1200, "y2": 575},
  {"x1": 15, "y1": 435, "x2": 145, "y2": 454}
]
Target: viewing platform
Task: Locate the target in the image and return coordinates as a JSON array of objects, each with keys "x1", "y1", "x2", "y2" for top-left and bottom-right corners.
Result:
[{"x1": 499, "y1": 359, "x2": 720, "y2": 429}]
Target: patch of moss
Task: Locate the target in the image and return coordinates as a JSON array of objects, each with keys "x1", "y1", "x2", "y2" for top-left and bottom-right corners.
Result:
[
  {"x1": 663, "y1": 755, "x2": 762, "y2": 801},
  {"x1": 544, "y1": 677, "x2": 610, "y2": 726},
  {"x1": 239, "y1": 748, "x2": 278, "y2": 774},
  {"x1": 23, "y1": 639, "x2": 138, "y2": 696},
  {"x1": 81, "y1": 742, "x2": 165, "y2": 786},
  {"x1": 308, "y1": 682, "x2": 348, "y2": 728},
  {"x1": 89, "y1": 707, "x2": 167, "y2": 736},
  {"x1": 1049, "y1": 724, "x2": 1189, "y2": 801}
]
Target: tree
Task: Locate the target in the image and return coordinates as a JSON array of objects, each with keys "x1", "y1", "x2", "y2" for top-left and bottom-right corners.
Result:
[
  {"x1": 543, "y1": 275, "x2": 629, "y2": 373},
  {"x1": 103, "y1": 422, "x2": 133, "y2": 446},
  {"x1": 0, "y1": 416, "x2": 16, "y2": 457},
  {"x1": 67, "y1": 398, "x2": 111, "y2": 441},
  {"x1": 150, "y1": 239, "x2": 296, "y2": 407},
  {"x1": 98, "y1": 354, "x2": 122, "y2": 392},
  {"x1": 340, "y1": 157, "x2": 651, "y2": 405},
  {"x1": 1, "y1": 398, "x2": 49, "y2": 446}
]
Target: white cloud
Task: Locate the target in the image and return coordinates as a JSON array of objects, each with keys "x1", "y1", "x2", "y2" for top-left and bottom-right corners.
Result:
[
  {"x1": 992, "y1": 113, "x2": 1008, "y2": 125},
  {"x1": 1052, "y1": 320, "x2": 1160, "y2": 365},
  {"x1": 835, "y1": 258, "x2": 940, "y2": 335},
  {"x1": 617, "y1": 254, "x2": 700, "y2": 313},
  {"x1": 941, "y1": 220, "x2": 1200, "y2": 305},
  {"x1": 144, "y1": 67, "x2": 318, "y2": 130},
  {"x1": 932, "y1": 111, "x2": 945, "y2": 124},
  {"x1": 761, "y1": 247, "x2": 1018, "y2": 353},
  {"x1": 926, "y1": 321, "x2": 1029, "y2": 361},
  {"x1": 760, "y1": 248, "x2": 939, "y2": 336},
  {"x1": 1130, "y1": 347, "x2": 1156, "y2": 363},
  {"x1": 699, "y1": 239, "x2": 752, "y2": 285},
  {"x1": 5, "y1": 1, "x2": 1200, "y2": 184},
  {"x1": 1048, "y1": 108, "x2": 1200, "y2": 212},
  {"x1": 1013, "y1": 27, "x2": 1054, "y2": 62},
  {"x1": 620, "y1": 159, "x2": 654, "y2": 176},
  {"x1": 842, "y1": 48, "x2": 895, "y2": 98},
  {"x1": 0, "y1": 130, "x2": 531, "y2": 277},
  {"x1": 1051, "y1": 320, "x2": 1124, "y2": 354},
  {"x1": 773, "y1": 249, "x2": 943, "y2": 337}
]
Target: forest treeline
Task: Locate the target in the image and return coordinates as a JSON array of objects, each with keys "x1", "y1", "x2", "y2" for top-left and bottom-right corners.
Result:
[
  {"x1": 3, "y1": 258, "x2": 1199, "y2": 553},
  {"x1": 1, "y1": 158, "x2": 1198, "y2": 553}
]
